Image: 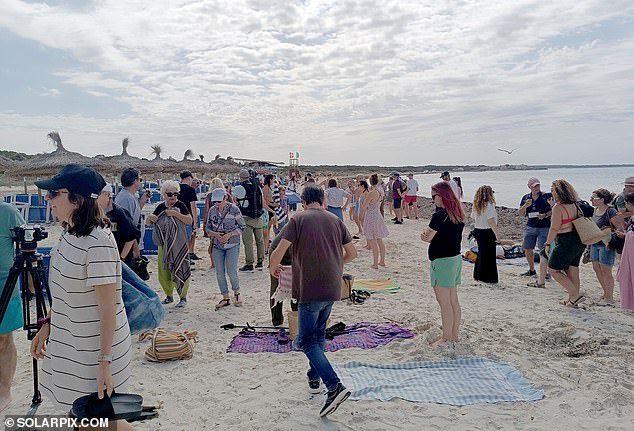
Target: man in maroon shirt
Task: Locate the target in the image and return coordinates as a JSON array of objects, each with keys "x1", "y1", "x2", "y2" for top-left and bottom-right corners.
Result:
[{"x1": 270, "y1": 185, "x2": 357, "y2": 417}]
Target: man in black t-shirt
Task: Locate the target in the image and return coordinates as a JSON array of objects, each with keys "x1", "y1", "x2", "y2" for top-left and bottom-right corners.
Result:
[
  {"x1": 179, "y1": 171, "x2": 200, "y2": 261},
  {"x1": 97, "y1": 185, "x2": 141, "y2": 266},
  {"x1": 518, "y1": 177, "x2": 552, "y2": 287}
]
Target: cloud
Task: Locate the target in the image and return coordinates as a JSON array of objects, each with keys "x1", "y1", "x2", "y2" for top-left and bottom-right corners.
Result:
[
  {"x1": 0, "y1": 0, "x2": 633, "y2": 166},
  {"x1": 38, "y1": 88, "x2": 62, "y2": 97}
]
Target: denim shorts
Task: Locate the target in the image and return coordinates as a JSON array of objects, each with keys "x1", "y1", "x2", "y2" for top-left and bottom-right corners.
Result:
[
  {"x1": 590, "y1": 242, "x2": 616, "y2": 266},
  {"x1": 522, "y1": 226, "x2": 549, "y2": 251},
  {"x1": 393, "y1": 198, "x2": 402, "y2": 209},
  {"x1": 184, "y1": 224, "x2": 193, "y2": 240}
]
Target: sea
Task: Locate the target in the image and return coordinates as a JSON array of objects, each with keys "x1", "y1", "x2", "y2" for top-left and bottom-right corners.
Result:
[{"x1": 411, "y1": 166, "x2": 633, "y2": 208}]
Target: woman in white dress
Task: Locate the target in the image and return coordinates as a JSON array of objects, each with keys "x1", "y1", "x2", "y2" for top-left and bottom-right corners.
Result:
[{"x1": 30, "y1": 164, "x2": 134, "y2": 430}]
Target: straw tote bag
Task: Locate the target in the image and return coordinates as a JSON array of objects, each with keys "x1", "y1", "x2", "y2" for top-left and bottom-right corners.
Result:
[
  {"x1": 139, "y1": 328, "x2": 198, "y2": 362},
  {"x1": 572, "y1": 204, "x2": 607, "y2": 245}
]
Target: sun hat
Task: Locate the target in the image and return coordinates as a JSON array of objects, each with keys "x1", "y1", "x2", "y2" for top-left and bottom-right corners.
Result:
[
  {"x1": 35, "y1": 164, "x2": 106, "y2": 199},
  {"x1": 624, "y1": 176, "x2": 634, "y2": 186},
  {"x1": 211, "y1": 187, "x2": 227, "y2": 202},
  {"x1": 239, "y1": 169, "x2": 250, "y2": 179},
  {"x1": 527, "y1": 177, "x2": 540, "y2": 187}
]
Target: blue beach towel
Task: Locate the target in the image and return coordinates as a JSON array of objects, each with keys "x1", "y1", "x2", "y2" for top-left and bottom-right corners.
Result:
[
  {"x1": 121, "y1": 262, "x2": 165, "y2": 334},
  {"x1": 334, "y1": 357, "x2": 544, "y2": 405}
]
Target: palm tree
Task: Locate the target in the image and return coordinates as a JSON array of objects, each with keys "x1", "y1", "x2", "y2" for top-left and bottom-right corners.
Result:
[
  {"x1": 121, "y1": 137, "x2": 129, "y2": 155},
  {"x1": 150, "y1": 144, "x2": 162, "y2": 160},
  {"x1": 182, "y1": 149, "x2": 194, "y2": 161}
]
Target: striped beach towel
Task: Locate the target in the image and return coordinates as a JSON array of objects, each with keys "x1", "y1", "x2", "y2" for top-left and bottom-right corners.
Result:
[
  {"x1": 334, "y1": 357, "x2": 544, "y2": 405},
  {"x1": 353, "y1": 279, "x2": 401, "y2": 294}
]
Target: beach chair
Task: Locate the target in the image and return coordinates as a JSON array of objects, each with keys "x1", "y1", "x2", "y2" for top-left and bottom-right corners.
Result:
[{"x1": 196, "y1": 202, "x2": 206, "y2": 228}]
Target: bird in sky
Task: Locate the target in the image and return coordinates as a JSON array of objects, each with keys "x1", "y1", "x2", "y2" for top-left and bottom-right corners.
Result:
[{"x1": 497, "y1": 148, "x2": 516, "y2": 154}]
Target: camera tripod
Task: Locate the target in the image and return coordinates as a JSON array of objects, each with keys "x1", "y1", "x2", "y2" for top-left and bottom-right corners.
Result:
[{"x1": 0, "y1": 246, "x2": 51, "y2": 415}]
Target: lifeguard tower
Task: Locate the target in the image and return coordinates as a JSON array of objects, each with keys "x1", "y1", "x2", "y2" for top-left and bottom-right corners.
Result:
[{"x1": 289, "y1": 151, "x2": 300, "y2": 178}]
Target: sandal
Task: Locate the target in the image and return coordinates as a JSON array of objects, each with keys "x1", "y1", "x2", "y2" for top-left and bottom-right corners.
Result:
[
  {"x1": 234, "y1": 292, "x2": 243, "y2": 307},
  {"x1": 560, "y1": 295, "x2": 585, "y2": 307},
  {"x1": 215, "y1": 298, "x2": 231, "y2": 310},
  {"x1": 527, "y1": 282, "x2": 546, "y2": 288}
]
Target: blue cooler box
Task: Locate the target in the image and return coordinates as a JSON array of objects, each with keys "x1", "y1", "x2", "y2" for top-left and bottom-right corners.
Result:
[{"x1": 142, "y1": 224, "x2": 159, "y2": 255}]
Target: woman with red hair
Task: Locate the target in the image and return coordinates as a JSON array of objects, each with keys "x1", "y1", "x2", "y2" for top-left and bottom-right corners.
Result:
[{"x1": 421, "y1": 181, "x2": 466, "y2": 343}]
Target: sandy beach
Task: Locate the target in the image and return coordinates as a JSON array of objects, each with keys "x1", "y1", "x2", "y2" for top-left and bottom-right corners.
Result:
[{"x1": 4, "y1": 200, "x2": 634, "y2": 431}]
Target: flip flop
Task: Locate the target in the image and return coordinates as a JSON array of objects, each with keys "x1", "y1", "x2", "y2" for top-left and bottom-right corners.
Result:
[
  {"x1": 70, "y1": 392, "x2": 142, "y2": 421},
  {"x1": 215, "y1": 298, "x2": 231, "y2": 310},
  {"x1": 277, "y1": 329, "x2": 290, "y2": 345},
  {"x1": 109, "y1": 393, "x2": 143, "y2": 405},
  {"x1": 127, "y1": 410, "x2": 159, "y2": 423}
]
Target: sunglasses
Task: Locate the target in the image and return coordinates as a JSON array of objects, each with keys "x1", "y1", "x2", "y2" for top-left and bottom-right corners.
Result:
[
  {"x1": 165, "y1": 192, "x2": 179, "y2": 197},
  {"x1": 46, "y1": 190, "x2": 69, "y2": 199}
]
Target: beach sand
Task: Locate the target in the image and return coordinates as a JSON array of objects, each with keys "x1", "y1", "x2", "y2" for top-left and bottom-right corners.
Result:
[{"x1": 4, "y1": 201, "x2": 634, "y2": 430}]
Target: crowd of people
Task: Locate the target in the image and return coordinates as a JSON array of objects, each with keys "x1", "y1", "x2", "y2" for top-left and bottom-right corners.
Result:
[{"x1": 0, "y1": 162, "x2": 633, "y2": 424}]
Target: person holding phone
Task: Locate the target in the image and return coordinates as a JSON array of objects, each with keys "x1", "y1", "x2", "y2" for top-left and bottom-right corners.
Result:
[{"x1": 519, "y1": 177, "x2": 552, "y2": 288}]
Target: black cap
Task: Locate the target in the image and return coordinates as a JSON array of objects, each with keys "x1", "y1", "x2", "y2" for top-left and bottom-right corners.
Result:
[
  {"x1": 180, "y1": 170, "x2": 193, "y2": 180},
  {"x1": 440, "y1": 171, "x2": 450, "y2": 178},
  {"x1": 35, "y1": 164, "x2": 106, "y2": 199}
]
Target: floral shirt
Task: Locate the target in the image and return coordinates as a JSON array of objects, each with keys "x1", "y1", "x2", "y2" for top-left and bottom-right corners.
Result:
[{"x1": 205, "y1": 203, "x2": 246, "y2": 249}]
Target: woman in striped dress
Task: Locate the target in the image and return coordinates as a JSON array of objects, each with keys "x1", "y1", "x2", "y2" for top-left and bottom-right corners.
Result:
[{"x1": 30, "y1": 164, "x2": 134, "y2": 430}]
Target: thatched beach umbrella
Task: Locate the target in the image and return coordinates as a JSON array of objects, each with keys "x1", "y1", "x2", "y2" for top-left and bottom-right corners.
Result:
[
  {"x1": 145, "y1": 144, "x2": 180, "y2": 176},
  {"x1": 104, "y1": 137, "x2": 154, "y2": 175},
  {"x1": 9, "y1": 131, "x2": 106, "y2": 178}
]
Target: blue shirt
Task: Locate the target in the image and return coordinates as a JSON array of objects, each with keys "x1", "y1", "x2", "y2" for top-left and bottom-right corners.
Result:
[
  {"x1": 114, "y1": 189, "x2": 141, "y2": 227},
  {"x1": 520, "y1": 191, "x2": 552, "y2": 228}
]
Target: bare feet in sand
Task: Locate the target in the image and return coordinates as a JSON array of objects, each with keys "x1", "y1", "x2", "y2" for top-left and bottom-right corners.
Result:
[
  {"x1": 378, "y1": 262, "x2": 386, "y2": 267},
  {"x1": 371, "y1": 264, "x2": 379, "y2": 269}
]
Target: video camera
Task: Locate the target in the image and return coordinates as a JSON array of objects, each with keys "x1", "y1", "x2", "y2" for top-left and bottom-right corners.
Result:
[{"x1": 11, "y1": 225, "x2": 48, "y2": 253}]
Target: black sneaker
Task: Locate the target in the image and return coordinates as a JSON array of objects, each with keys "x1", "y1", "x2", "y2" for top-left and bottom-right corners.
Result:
[
  {"x1": 520, "y1": 269, "x2": 536, "y2": 276},
  {"x1": 308, "y1": 380, "x2": 321, "y2": 394},
  {"x1": 161, "y1": 296, "x2": 173, "y2": 304},
  {"x1": 255, "y1": 262, "x2": 264, "y2": 270},
  {"x1": 239, "y1": 264, "x2": 255, "y2": 272},
  {"x1": 320, "y1": 383, "x2": 351, "y2": 417},
  {"x1": 189, "y1": 253, "x2": 202, "y2": 261},
  {"x1": 391, "y1": 217, "x2": 398, "y2": 221},
  {"x1": 394, "y1": 220, "x2": 403, "y2": 224}
]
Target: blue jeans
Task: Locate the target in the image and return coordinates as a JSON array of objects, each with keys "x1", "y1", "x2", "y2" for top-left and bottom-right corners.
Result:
[
  {"x1": 327, "y1": 206, "x2": 344, "y2": 220},
  {"x1": 212, "y1": 244, "x2": 241, "y2": 295},
  {"x1": 293, "y1": 301, "x2": 339, "y2": 391}
]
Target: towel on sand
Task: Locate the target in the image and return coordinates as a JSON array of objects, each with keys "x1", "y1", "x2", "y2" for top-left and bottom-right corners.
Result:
[
  {"x1": 352, "y1": 279, "x2": 400, "y2": 294},
  {"x1": 227, "y1": 322, "x2": 414, "y2": 354},
  {"x1": 333, "y1": 357, "x2": 544, "y2": 405}
]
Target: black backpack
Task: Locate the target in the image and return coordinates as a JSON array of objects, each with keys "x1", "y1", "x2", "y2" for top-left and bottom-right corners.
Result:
[{"x1": 235, "y1": 180, "x2": 264, "y2": 219}]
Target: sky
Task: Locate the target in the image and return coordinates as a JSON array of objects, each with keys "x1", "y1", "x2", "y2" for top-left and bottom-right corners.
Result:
[{"x1": 0, "y1": 0, "x2": 633, "y2": 166}]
